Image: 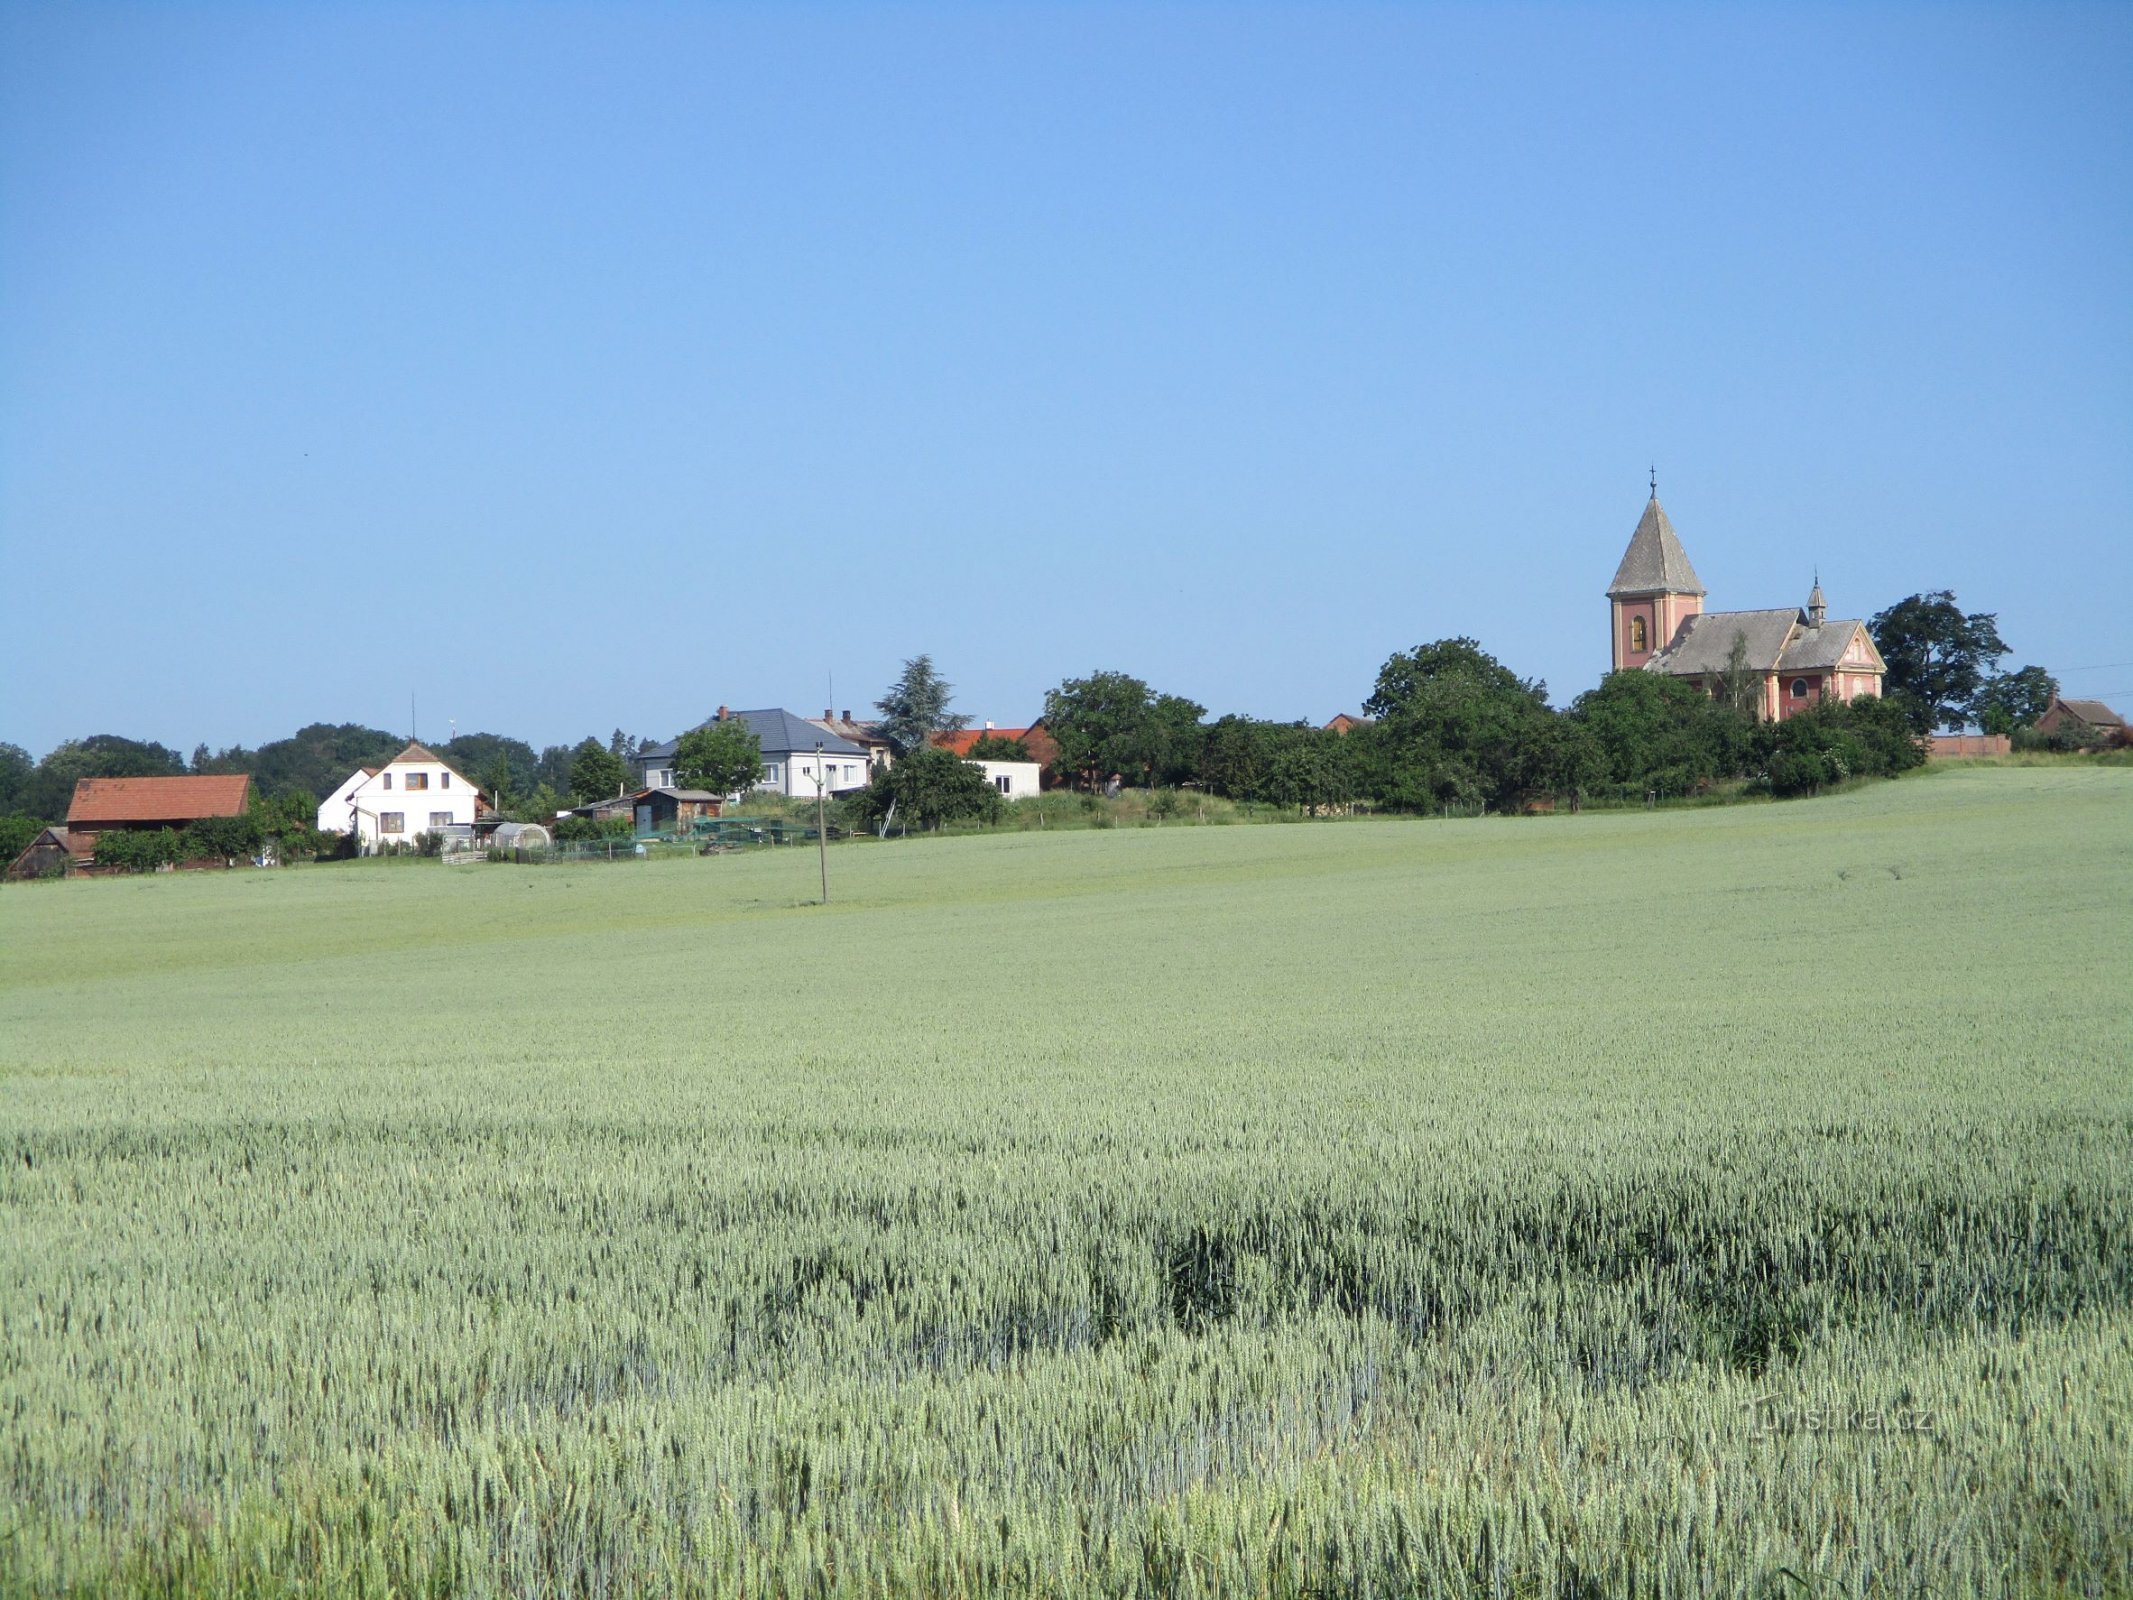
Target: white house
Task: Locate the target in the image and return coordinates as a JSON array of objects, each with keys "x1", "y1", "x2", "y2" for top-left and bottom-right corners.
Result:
[
  {"x1": 315, "y1": 767, "x2": 374, "y2": 835},
  {"x1": 972, "y1": 760, "x2": 1042, "y2": 800},
  {"x1": 635, "y1": 709, "x2": 874, "y2": 799},
  {"x1": 324, "y1": 742, "x2": 486, "y2": 853}
]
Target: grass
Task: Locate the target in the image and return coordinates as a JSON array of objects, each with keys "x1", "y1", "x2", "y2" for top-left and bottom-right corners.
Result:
[{"x1": 2, "y1": 765, "x2": 2130, "y2": 1596}]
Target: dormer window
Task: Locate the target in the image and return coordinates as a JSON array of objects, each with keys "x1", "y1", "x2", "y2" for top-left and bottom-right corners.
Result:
[{"x1": 1629, "y1": 616, "x2": 1648, "y2": 652}]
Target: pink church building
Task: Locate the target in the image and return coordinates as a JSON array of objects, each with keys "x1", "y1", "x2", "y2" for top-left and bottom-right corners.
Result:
[{"x1": 1607, "y1": 490, "x2": 1886, "y2": 721}]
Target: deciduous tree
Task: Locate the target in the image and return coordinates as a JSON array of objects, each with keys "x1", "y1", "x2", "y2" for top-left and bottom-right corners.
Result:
[
  {"x1": 567, "y1": 737, "x2": 630, "y2": 803},
  {"x1": 674, "y1": 719, "x2": 764, "y2": 798},
  {"x1": 1974, "y1": 666, "x2": 2058, "y2": 735},
  {"x1": 1869, "y1": 592, "x2": 2009, "y2": 732}
]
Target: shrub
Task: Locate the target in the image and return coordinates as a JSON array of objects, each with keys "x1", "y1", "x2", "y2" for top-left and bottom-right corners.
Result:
[{"x1": 554, "y1": 814, "x2": 634, "y2": 843}]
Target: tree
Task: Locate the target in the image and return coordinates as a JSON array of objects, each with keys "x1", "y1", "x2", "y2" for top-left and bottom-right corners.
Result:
[
  {"x1": 0, "y1": 742, "x2": 31, "y2": 815},
  {"x1": 964, "y1": 734, "x2": 1032, "y2": 762},
  {"x1": 1974, "y1": 666, "x2": 2058, "y2": 735},
  {"x1": 1718, "y1": 630, "x2": 1762, "y2": 720},
  {"x1": 23, "y1": 735, "x2": 188, "y2": 822},
  {"x1": 482, "y1": 755, "x2": 515, "y2": 814},
  {"x1": 534, "y1": 743, "x2": 575, "y2": 794},
  {"x1": 567, "y1": 737, "x2": 630, "y2": 803},
  {"x1": 0, "y1": 813, "x2": 41, "y2": 864},
  {"x1": 874, "y1": 655, "x2": 969, "y2": 755},
  {"x1": 1353, "y1": 639, "x2": 1568, "y2": 811},
  {"x1": 1569, "y1": 671, "x2": 1751, "y2": 797},
  {"x1": 1869, "y1": 591, "x2": 2009, "y2": 732},
  {"x1": 213, "y1": 723, "x2": 401, "y2": 805},
  {"x1": 442, "y1": 734, "x2": 539, "y2": 801},
  {"x1": 1041, "y1": 671, "x2": 1203, "y2": 789},
  {"x1": 1752, "y1": 695, "x2": 1925, "y2": 797},
  {"x1": 844, "y1": 746, "x2": 1002, "y2": 832},
  {"x1": 674, "y1": 719, "x2": 764, "y2": 798}
]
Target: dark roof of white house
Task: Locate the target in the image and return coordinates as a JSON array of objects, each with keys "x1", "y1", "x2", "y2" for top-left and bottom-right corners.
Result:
[
  {"x1": 640, "y1": 708, "x2": 867, "y2": 762},
  {"x1": 1607, "y1": 495, "x2": 1707, "y2": 599}
]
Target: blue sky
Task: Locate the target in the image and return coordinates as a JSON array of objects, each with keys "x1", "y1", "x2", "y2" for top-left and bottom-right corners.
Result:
[{"x1": 4, "y1": 3, "x2": 2128, "y2": 756}]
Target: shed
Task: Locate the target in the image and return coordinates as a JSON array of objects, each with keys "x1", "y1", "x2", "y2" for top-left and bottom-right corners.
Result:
[
  {"x1": 5, "y1": 827, "x2": 92, "y2": 881},
  {"x1": 633, "y1": 788, "x2": 722, "y2": 834}
]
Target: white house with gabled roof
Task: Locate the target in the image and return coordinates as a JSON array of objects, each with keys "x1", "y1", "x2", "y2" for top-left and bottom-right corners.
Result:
[{"x1": 324, "y1": 742, "x2": 486, "y2": 852}]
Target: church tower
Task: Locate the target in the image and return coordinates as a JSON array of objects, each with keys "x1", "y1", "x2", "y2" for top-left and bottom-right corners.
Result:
[{"x1": 1606, "y1": 489, "x2": 1706, "y2": 671}]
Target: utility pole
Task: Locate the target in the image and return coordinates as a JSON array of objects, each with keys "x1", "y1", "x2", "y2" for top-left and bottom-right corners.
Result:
[{"x1": 814, "y1": 742, "x2": 829, "y2": 905}]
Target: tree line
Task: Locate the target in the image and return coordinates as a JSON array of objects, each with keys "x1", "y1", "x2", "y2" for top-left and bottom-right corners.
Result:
[{"x1": 0, "y1": 587, "x2": 2090, "y2": 860}]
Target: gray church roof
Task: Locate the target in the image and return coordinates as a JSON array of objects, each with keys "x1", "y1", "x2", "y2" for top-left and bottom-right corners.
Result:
[
  {"x1": 1649, "y1": 609, "x2": 1881, "y2": 679},
  {"x1": 1607, "y1": 495, "x2": 1707, "y2": 599},
  {"x1": 639, "y1": 708, "x2": 866, "y2": 762},
  {"x1": 1647, "y1": 609, "x2": 1799, "y2": 674},
  {"x1": 1778, "y1": 619, "x2": 1872, "y2": 672}
]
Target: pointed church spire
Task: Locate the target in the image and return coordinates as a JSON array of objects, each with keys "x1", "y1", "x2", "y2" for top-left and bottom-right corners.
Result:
[
  {"x1": 1606, "y1": 490, "x2": 1706, "y2": 599},
  {"x1": 1807, "y1": 571, "x2": 1827, "y2": 627}
]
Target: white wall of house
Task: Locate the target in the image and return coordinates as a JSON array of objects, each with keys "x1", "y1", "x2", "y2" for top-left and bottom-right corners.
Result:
[
  {"x1": 974, "y1": 760, "x2": 1042, "y2": 801},
  {"x1": 761, "y1": 750, "x2": 872, "y2": 797},
  {"x1": 316, "y1": 769, "x2": 372, "y2": 835},
  {"x1": 345, "y1": 758, "x2": 484, "y2": 852}
]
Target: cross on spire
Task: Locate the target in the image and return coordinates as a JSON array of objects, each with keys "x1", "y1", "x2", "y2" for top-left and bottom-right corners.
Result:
[{"x1": 1649, "y1": 464, "x2": 1657, "y2": 497}]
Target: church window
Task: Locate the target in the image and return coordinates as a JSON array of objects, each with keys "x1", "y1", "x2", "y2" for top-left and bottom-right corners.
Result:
[
  {"x1": 1629, "y1": 616, "x2": 1648, "y2": 651},
  {"x1": 1790, "y1": 678, "x2": 1809, "y2": 699}
]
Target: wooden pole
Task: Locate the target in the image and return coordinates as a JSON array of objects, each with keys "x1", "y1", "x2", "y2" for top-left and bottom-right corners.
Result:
[{"x1": 815, "y1": 743, "x2": 829, "y2": 905}]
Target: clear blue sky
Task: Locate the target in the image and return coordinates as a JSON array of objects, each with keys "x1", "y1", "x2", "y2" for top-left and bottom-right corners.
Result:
[{"x1": 4, "y1": 3, "x2": 2128, "y2": 757}]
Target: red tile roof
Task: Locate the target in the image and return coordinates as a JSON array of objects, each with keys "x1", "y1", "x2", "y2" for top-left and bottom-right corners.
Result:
[
  {"x1": 931, "y1": 727, "x2": 1032, "y2": 756},
  {"x1": 67, "y1": 775, "x2": 252, "y2": 825}
]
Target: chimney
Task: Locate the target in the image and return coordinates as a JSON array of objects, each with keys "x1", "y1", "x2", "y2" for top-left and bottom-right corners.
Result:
[
  {"x1": 716, "y1": 705, "x2": 728, "y2": 721},
  {"x1": 841, "y1": 709, "x2": 850, "y2": 722},
  {"x1": 985, "y1": 720, "x2": 995, "y2": 730},
  {"x1": 824, "y1": 708, "x2": 834, "y2": 722}
]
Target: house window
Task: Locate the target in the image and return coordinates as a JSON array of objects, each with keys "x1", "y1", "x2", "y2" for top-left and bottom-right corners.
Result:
[
  {"x1": 1790, "y1": 678, "x2": 1809, "y2": 699},
  {"x1": 1629, "y1": 616, "x2": 1648, "y2": 652},
  {"x1": 405, "y1": 772, "x2": 428, "y2": 791},
  {"x1": 441, "y1": 772, "x2": 450, "y2": 788},
  {"x1": 995, "y1": 775, "x2": 1012, "y2": 794},
  {"x1": 764, "y1": 764, "x2": 781, "y2": 786},
  {"x1": 429, "y1": 811, "x2": 452, "y2": 829},
  {"x1": 381, "y1": 812, "x2": 405, "y2": 834},
  {"x1": 382, "y1": 772, "x2": 392, "y2": 789}
]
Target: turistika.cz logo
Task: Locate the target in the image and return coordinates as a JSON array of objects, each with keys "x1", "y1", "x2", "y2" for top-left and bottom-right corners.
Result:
[{"x1": 1744, "y1": 1394, "x2": 1935, "y2": 1436}]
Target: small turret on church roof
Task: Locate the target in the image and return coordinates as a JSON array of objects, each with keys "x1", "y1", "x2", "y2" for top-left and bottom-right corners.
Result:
[{"x1": 1607, "y1": 493, "x2": 1706, "y2": 599}]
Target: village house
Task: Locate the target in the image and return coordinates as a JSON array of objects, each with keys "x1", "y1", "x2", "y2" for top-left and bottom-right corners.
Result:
[
  {"x1": 2034, "y1": 696, "x2": 2127, "y2": 745},
  {"x1": 635, "y1": 708, "x2": 873, "y2": 798},
  {"x1": 1608, "y1": 490, "x2": 1887, "y2": 719},
  {"x1": 321, "y1": 742, "x2": 486, "y2": 853},
  {"x1": 805, "y1": 711, "x2": 896, "y2": 771},
  {"x1": 930, "y1": 723, "x2": 1053, "y2": 796}
]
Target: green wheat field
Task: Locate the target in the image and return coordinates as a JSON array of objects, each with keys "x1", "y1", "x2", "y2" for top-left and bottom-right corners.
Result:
[{"x1": 3, "y1": 766, "x2": 2130, "y2": 1598}]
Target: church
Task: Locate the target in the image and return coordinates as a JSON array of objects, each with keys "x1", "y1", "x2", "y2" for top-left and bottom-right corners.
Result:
[{"x1": 1606, "y1": 489, "x2": 1886, "y2": 720}]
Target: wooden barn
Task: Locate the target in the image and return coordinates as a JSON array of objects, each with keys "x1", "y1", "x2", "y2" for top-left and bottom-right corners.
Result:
[{"x1": 66, "y1": 775, "x2": 253, "y2": 844}]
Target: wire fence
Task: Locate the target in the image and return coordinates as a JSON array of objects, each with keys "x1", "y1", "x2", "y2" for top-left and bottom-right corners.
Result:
[{"x1": 448, "y1": 816, "x2": 849, "y2": 866}]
